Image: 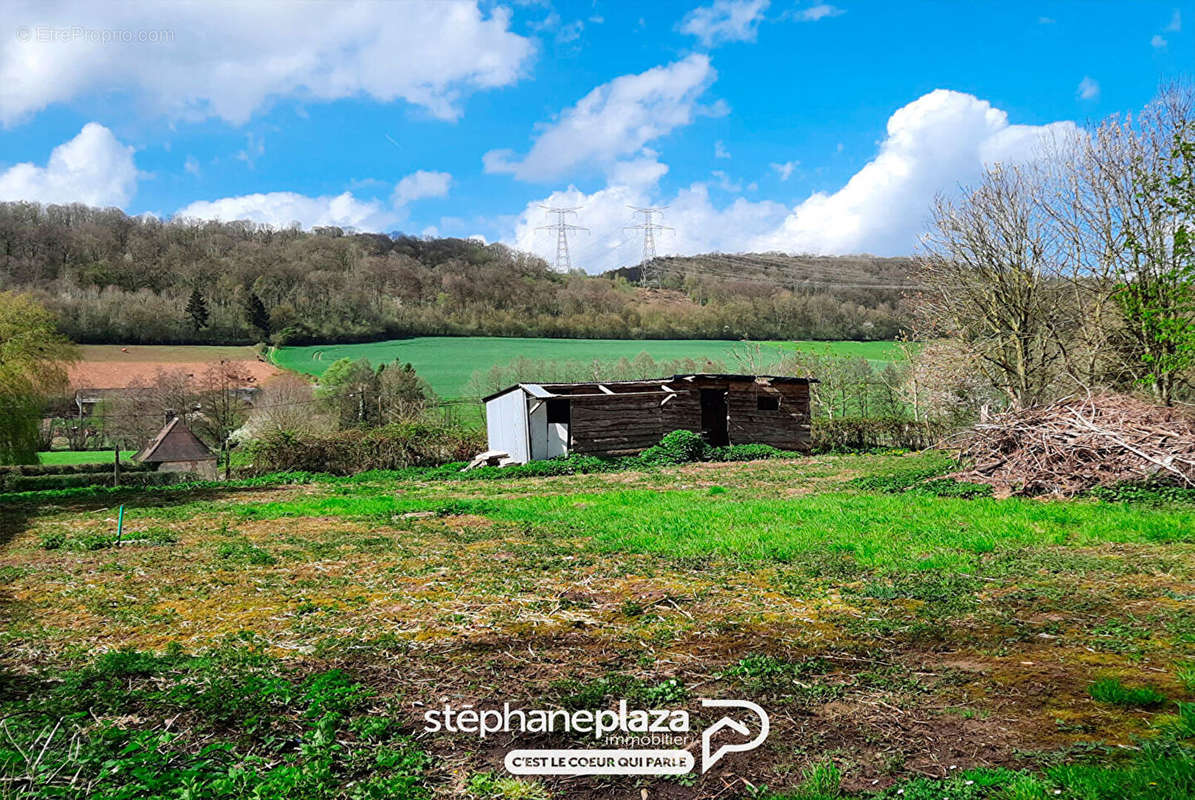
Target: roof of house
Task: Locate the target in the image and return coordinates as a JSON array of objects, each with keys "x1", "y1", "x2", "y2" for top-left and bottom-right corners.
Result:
[
  {"x1": 482, "y1": 373, "x2": 816, "y2": 403},
  {"x1": 134, "y1": 417, "x2": 217, "y2": 463}
]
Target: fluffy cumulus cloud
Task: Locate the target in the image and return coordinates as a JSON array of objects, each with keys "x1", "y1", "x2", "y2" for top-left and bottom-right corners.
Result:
[
  {"x1": 508, "y1": 89, "x2": 1078, "y2": 271},
  {"x1": 679, "y1": 0, "x2": 770, "y2": 47},
  {"x1": 511, "y1": 181, "x2": 789, "y2": 273},
  {"x1": 1, "y1": 0, "x2": 533, "y2": 125},
  {"x1": 393, "y1": 170, "x2": 452, "y2": 208},
  {"x1": 175, "y1": 191, "x2": 396, "y2": 231},
  {"x1": 753, "y1": 90, "x2": 1079, "y2": 255},
  {"x1": 484, "y1": 54, "x2": 717, "y2": 182},
  {"x1": 0, "y1": 122, "x2": 137, "y2": 206},
  {"x1": 177, "y1": 170, "x2": 452, "y2": 232}
]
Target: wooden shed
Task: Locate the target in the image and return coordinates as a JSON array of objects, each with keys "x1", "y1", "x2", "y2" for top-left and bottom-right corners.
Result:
[
  {"x1": 133, "y1": 417, "x2": 218, "y2": 479},
  {"x1": 482, "y1": 374, "x2": 814, "y2": 463}
]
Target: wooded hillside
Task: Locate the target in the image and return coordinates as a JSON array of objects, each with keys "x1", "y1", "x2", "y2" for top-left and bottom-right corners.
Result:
[{"x1": 0, "y1": 201, "x2": 913, "y2": 344}]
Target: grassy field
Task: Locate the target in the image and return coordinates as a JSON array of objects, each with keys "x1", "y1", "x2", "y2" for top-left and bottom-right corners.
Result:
[
  {"x1": 2, "y1": 453, "x2": 1193, "y2": 798},
  {"x1": 272, "y1": 337, "x2": 905, "y2": 398},
  {"x1": 36, "y1": 450, "x2": 136, "y2": 465}
]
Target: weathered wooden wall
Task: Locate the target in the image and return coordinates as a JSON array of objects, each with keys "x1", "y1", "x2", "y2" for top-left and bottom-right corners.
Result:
[
  {"x1": 569, "y1": 391, "x2": 701, "y2": 457},
  {"x1": 721, "y1": 379, "x2": 811, "y2": 451},
  {"x1": 568, "y1": 379, "x2": 811, "y2": 457}
]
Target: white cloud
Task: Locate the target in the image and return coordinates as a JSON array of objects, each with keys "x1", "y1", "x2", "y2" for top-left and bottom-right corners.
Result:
[
  {"x1": 794, "y1": 4, "x2": 844, "y2": 22},
  {"x1": 770, "y1": 160, "x2": 798, "y2": 180},
  {"x1": 393, "y1": 170, "x2": 452, "y2": 208},
  {"x1": 711, "y1": 169, "x2": 742, "y2": 192},
  {"x1": 754, "y1": 89, "x2": 1078, "y2": 255},
  {"x1": 679, "y1": 0, "x2": 770, "y2": 46},
  {"x1": 715, "y1": 140, "x2": 731, "y2": 158},
  {"x1": 175, "y1": 169, "x2": 451, "y2": 232},
  {"x1": 1152, "y1": 34, "x2": 1169, "y2": 48},
  {"x1": 0, "y1": 122, "x2": 137, "y2": 206},
  {"x1": 1166, "y1": 9, "x2": 1182, "y2": 32},
  {"x1": 1077, "y1": 76, "x2": 1100, "y2": 100},
  {"x1": 606, "y1": 156, "x2": 669, "y2": 190},
  {"x1": 183, "y1": 155, "x2": 200, "y2": 177},
  {"x1": 175, "y1": 191, "x2": 397, "y2": 231},
  {"x1": 504, "y1": 89, "x2": 1079, "y2": 271},
  {"x1": 1, "y1": 0, "x2": 533, "y2": 126},
  {"x1": 510, "y1": 181, "x2": 788, "y2": 273},
  {"x1": 484, "y1": 54, "x2": 716, "y2": 182}
]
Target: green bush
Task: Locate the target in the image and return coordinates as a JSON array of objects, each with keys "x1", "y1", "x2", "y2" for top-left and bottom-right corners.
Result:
[
  {"x1": 709, "y1": 443, "x2": 788, "y2": 461},
  {"x1": 638, "y1": 429, "x2": 709, "y2": 465}
]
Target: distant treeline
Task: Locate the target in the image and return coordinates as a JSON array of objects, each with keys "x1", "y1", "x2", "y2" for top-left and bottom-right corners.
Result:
[{"x1": 0, "y1": 201, "x2": 913, "y2": 345}]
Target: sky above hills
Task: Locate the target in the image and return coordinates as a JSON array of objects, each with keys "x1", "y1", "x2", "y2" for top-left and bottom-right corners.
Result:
[{"x1": 0, "y1": 1, "x2": 1189, "y2": 272}]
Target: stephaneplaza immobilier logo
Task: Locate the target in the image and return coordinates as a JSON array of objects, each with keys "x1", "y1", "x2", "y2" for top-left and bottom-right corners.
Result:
[{"x1": 424, "y1": 697, "x2": 769, "y2": 776}]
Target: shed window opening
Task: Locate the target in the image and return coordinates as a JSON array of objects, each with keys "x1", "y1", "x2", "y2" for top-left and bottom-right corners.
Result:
[
  {"x1": 756, "y1": 395, "x2": 780, "y2": 411},
  {"x1": 546, "y1": 398, "x2": 571, "y2": 424}
]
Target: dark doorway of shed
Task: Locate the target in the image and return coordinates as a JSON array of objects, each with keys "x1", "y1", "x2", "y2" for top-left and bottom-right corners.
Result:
[{"x1": 700, "y1": 389, "x2": 729, "y2": 446}]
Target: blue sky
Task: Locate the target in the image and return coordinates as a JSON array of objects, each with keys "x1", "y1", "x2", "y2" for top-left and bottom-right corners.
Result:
[{"x1": 0, "y1": 1, "x2": 1189, "y2": 271}]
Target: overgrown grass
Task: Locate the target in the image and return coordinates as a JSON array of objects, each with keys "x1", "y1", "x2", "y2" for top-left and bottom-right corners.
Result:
[
  {"x1": 223, "y1": 487, "x2": 1194, "y2": 572},
  {"x1": 6, "y1": 451, "x2": 1195, "y2": 798},
  {"x1": 0, "y1": 643, "x2": 431, "y2": 800},
  {"x1": 1089, "y1": 677, "x2": 1169, "y2": 708}
]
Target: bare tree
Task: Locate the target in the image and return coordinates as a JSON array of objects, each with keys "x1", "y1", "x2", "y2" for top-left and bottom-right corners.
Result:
[
  {"x1": 241, "y1": 373, "x2": 332, "y2": 438},
  {"x1": 192, "y1": 362, "x2": 253, "y2": 479},
  {"x1": 101, "y1": 368, "x2": 199, "y2": 450},
  {"x1": 918, "y1": 163, "x2": 1066, "y2": 409}
]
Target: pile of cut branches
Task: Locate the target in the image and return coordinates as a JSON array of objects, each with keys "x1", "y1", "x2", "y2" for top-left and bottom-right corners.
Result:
[{"x1": 949, "y1": 394, "x2": 1195, "y2": 496}]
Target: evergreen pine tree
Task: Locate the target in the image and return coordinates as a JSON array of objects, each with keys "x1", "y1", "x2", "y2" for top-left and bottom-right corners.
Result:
[
  {"x1": 186, "y1": 288, "x2": 209, "y2": 332},
  {"x1": 245, "y1": 292, "x2": 270, "y2": 336}
]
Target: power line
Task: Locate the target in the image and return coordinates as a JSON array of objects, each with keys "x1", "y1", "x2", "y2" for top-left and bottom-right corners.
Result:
[
  {"x1": 624, "y1": 206, "x2": 673, "y2": 287},
  {"x1": 536, "y1": 206, "x2": 589, "y2": 271}
]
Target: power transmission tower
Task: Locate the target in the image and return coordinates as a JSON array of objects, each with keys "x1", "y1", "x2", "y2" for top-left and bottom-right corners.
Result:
[
  {"x1": 537, "y1": 205, "x2": 588, "y2": 271},
  {"x1": 625, "y1": 206, "x2": 673, "y2": 287}
]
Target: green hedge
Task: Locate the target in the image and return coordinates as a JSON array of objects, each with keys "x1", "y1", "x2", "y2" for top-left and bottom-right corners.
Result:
[
  {"x1": 3, "y1": 470, "x2": 189, "y2": 492},
  {"x1": 812, "y1": 417, "x2": 952, "y2": 453},
  {"x1": 0, "y1": 461, "x2": 153, "y2": 478}
]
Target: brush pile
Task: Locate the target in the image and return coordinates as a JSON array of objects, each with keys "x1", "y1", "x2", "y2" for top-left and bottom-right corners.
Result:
[{"x1": 949, "y1": 393, "x2": 1195, "y2": 496}]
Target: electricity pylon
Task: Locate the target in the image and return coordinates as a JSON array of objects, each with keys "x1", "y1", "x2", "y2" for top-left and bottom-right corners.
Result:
[
  {"x1": 625, "y1": 206, "x2": 673, "y2": 287},
  {"x1": 537, "y1": 206, "x2": 588, "y2": 271}
]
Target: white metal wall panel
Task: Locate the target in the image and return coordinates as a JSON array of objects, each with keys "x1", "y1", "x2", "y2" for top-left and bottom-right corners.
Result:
[
  {"x1": 547, "y1": 422, "x2": 568, "y2": 457},
  {"x1": 528, "y1": 401, "x2": 548, "y2": 461},
  {"x1": 485, "y1": 389, "x2": 530, "y2": 463}
]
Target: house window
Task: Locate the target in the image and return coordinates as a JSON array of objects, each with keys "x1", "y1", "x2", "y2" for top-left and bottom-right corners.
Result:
[
  {"x1": 546, "y1": 398, "x2": 570, "y2": 424},
  {"x1": 756, "y1": 395, "x2": 780, "y2": 411}
]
